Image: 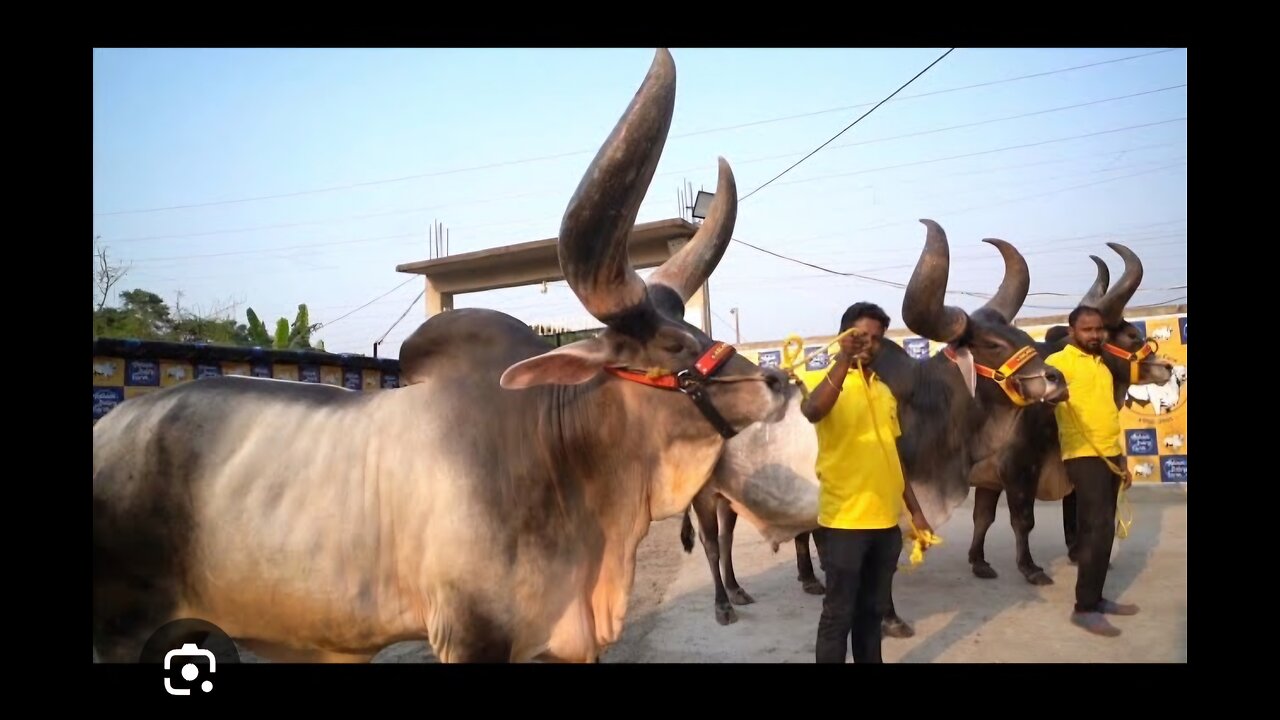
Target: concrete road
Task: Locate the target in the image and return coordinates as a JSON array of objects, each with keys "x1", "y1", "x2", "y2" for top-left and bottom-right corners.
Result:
[{"x1": 616, "y1": 485, "x2": 1187, "y2": 663}]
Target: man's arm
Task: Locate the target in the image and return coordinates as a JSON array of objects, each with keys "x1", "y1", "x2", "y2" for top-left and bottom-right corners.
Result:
[
  {"x1": 902, "y1": 481, "x2": 931, "y2": 535},
  {"x1": 801, "y1": 356, "x2": 852, "y2": 423}
]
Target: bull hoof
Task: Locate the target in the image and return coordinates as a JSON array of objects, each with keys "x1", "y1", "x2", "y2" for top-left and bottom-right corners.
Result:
[
  {"x1": 716, "y1": 603, "x2": 738, "y2": 626},
  {"x1": 727, "y1": 587, "x2": 755, "y2": 606},
  {"x1": 801, "y1": 578, "x2": 826, "y2": 595},
  {"x1": 1025, "y1": 569, "x2": 1054, "y2": 586},
  {"x1": 883, "y1": 616, "x2": 915, "y2": 639},
  {"x1": 972, "y1": 562, "x2": 998, "y2": 579}
]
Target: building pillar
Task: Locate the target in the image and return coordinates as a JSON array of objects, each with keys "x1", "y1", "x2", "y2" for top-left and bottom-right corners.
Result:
[
  {"x1": 425, "y1": 280, "x2": 453, "y2": 318},
  {"x1": 685, "y1": 282, "x2": 712, "y2": 335}
]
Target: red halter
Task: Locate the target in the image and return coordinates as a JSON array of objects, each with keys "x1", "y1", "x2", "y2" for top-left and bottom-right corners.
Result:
[{"x1": 602, "y1": 342, "x2": 741, "y2": 438}]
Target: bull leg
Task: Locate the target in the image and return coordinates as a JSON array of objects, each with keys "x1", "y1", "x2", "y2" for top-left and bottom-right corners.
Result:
[
  {"x1": 795, "y1": 533, "x2": 826, "y2": 594},
  {"x1": 93, "y1": 507, "x2": 184, "y2": 663},
  {"x1": 1006, "y1": 482, "x2": 1052, "y2": 585},
  {"x1": 968, "y1": 486, "x2": 1001, "y2": 579},
  {"x1": 717, "y1": 497, "x2": 755, "y2": 607},
  {"x1": 430, "y1": 604, "x2": 515, "y2": 663},
  {"x1": 691, "y1": 492, "x2": 737, "y2": 625},
  {"x1": 93, "y1": 601, "x2": 174, "y2": 664}
]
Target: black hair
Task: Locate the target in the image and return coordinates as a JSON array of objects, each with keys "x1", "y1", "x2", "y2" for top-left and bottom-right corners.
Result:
[
  {"x1": 840, "y1": 302, "x2": 890, "y2": 334},
  {"x1": 1068, "y1": 305, "x2": 1104, "y2": 327}
]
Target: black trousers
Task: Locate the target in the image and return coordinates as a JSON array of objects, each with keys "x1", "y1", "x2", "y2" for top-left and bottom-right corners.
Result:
[
  {"x1": 815, "y1": 526, "x2": 902, "y2": 663},
  {"x1": 1063, "y1": 490, "x2": 1078, "y2": 557},
  {"x1": 1064, "y1": 456, "x2": 1122, "y2": 613}
]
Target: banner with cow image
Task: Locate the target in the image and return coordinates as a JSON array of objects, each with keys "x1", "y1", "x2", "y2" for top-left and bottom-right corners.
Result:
[{"x1": 734, "y1": 309, "x2": 1187, "y2": 484}]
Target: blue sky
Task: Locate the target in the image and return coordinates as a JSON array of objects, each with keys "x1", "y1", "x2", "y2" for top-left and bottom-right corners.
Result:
[{"x1": 92, "y1": 47, "x2": 1187, "y2": 356}]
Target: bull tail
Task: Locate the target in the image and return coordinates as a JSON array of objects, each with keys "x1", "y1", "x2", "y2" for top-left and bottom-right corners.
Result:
[{"x1": 680, "y1": 507, "x2": 695, "y2": 554}]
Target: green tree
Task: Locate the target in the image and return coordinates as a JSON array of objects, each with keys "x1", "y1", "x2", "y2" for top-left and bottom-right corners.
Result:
[
  {"x1": 92, "y1": 282, "x2": 325, "y2": 352},
  {"x1": 245, "y1": 308, "x2": 272, "y2": 345}
]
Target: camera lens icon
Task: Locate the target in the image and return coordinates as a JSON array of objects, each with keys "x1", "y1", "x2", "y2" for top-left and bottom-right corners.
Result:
[
  {"x1": 180, "y1": 662, "x2": 212, "y2": 692},
  {"x1": 138, "y1": 618, "x2": 239, "y2": 696},
  {"x1": 164, "y1": 643, "x2": 217, "y2": 696}
]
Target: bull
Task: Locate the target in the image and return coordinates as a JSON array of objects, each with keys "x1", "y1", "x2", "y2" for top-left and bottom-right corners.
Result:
[
  {"x1": 679, "y1": 220, "x2": 1071, "y2": 631},
  {"x1": 973, "y1": 244, "x2": 1175, "y2": 570},
  {"x1": 92, "y1": 48, "x2": 794, "y2": 664}
]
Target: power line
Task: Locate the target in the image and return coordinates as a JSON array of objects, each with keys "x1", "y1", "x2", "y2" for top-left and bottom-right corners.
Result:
[
  {"x1": 676, "y1": 49, "x2": 1180, "y2": 139},
  {"x1": 373, "y1": 288, "x2": 427, "y2": 352},
  {"x1": 93, "y1": 48, "x2": 1179, "y2": 218},
  {"x1": 116, "y1": 232, "x2": 417, "y2": 265},
  {"x1": 741, "y1": 48, "x2": 955, "y2": 201},
  {"x1": 728, "y1": 162, "x2": 1186, "y2": 296},
  {"x1": 765, "y1": 118, "x2": 1187, "y2": 192},
  {"x1": 313, "y1": 276, "x2": 417, "y2": 331},
  {"x1": 729, "y1": 159, "x2": 1185, "y2": 271},
  {"x1": 102, "y1": 122, "x2": 1188, "y2": 267},
  {"x1": 103, "y1": 86, "x2": 1186, "y2": 246}
]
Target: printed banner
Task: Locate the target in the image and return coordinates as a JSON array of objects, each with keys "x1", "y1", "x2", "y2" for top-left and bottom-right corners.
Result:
[{"x1": 93, "y1": 346, "x2": 403, "y2": 424}]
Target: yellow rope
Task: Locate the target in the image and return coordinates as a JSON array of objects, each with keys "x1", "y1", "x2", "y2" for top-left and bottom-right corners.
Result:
[
  {"x1": 1059, "y1": 400, "x2": 1133, "y2": 540},
  {"x1": 849, "y1": 355, "x2": 942, "y2": 570},
  {"x1": 779, "y1": 326, "x2": 866, "y2": 375}
]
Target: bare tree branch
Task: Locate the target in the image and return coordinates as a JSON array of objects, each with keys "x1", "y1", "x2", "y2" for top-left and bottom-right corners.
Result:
[{"x1": 93, "y1": 237, "x2": 130, "y2": 312}]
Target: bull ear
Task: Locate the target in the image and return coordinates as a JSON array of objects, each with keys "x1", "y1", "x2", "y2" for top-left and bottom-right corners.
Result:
[{"x1": 499, "y1": 337, "x2": 612, "y2": 389}]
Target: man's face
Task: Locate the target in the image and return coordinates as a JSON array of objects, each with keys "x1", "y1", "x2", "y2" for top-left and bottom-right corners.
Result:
[{"x1": 1070, "y1": 311, "x2": 1106, "y2": 354}]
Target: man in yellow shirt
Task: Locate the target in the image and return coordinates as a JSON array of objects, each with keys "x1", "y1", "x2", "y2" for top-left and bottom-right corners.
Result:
[
  {"x1": 798, "y1": 302, "x2": 931, "y2": 663},
  {"x1": 1045, "y1": 305, "x2": 1138, "y2": 638}
]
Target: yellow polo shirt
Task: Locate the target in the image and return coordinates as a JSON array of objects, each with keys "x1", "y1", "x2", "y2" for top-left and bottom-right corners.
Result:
[
  {"x1": 1045, "y1": 344, "x2": 1123, "y2": 459},
  {"x1": 797, "y1": 364, "x2": 905, "y2": 530}
]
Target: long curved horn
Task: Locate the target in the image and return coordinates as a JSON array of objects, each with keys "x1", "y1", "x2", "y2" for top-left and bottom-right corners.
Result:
[
  {"x1": 558, "y1": 48, "x2": 675, "y2": 328},
  {"x1": 1080, "y1": 254, "x2": 1110, "y2": 308},
  {"x1": 647, "y1": 157, "x2": 738, "y2": 304},
  {"x1": 979, "y1": 238, "x2": 1029, "y2": 322},
  {"x1": 1095, "y1": 242, "x2": 1143, "y2": 326},
  {"x1": 903, "y1": 219, "x2": 969, "y2": 343}
]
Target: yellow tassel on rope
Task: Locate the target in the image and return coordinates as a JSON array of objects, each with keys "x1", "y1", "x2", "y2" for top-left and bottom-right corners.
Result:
[
  {"x1": 848, "y1": 354, "x2": 943, "y2": 571},
  {"x1": 1116, "y1": 485, "x2": 1133, "y2": 540},
  {"x1": 904, "y1": 519, "x2": 943, "y2": 570},
  {"x1": 781, "y1": 335, "x2": 805, "y2": 373},
  {"x1": 779, "y1": 327, "x2": 865, "y2": 376}
]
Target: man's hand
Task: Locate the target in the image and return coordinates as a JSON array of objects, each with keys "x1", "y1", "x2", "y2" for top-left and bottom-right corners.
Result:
[
  {"x1": 838, "y1": 330, "x2": 868, "y2": 361},
  {"x1": 911, "y1": 511, "x2": 933, "y2": 538},
  {"x1": 1122, "y1": 469, "x2": 1133, "y2": 490}
]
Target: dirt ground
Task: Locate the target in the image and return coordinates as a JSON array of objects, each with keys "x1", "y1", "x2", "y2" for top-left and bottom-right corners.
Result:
[{"x1": 239, "y1": 485, "x2": 1185, "y2": 664}]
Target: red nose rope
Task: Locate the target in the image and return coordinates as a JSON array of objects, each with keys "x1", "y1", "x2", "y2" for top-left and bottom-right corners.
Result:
[
  {"x1": 1103, "y1": 338, "x2": 1159, "y2": 384},
  {"x1": 943, "y1": 344, "x2": 1041, "y2": 407},
  {"x1": 602, "y1": 341, "x2": 743, "y2": 438}
]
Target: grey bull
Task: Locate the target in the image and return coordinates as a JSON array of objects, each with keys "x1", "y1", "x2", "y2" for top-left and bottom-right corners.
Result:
[
  {"x1": 681, "y1": 221, "x2": 1072, "y2": 629},
  {"x1": 92, "y1": 48, "x2": 794, "y2": 664}
]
